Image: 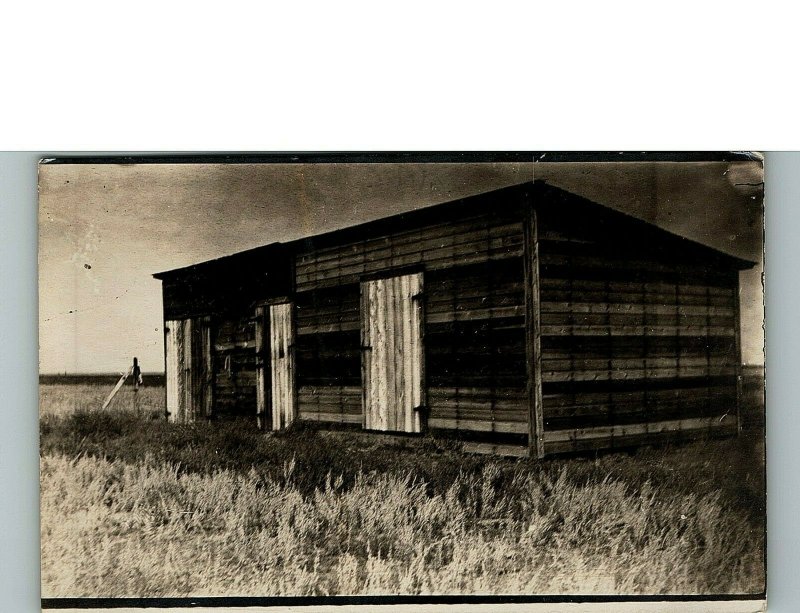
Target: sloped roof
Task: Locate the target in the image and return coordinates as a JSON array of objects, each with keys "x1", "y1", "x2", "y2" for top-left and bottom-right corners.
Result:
[{"x1": 154, "y1": 180, "x2": 755, "y2": 280}]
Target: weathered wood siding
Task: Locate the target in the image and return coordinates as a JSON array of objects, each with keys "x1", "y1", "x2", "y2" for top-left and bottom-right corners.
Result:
[
  {"x1": 295, "y1": 284, "x2": 362, "y2": 424},
  {"x1": 157, "y1": 181, "x2": 752, "y2": 456},
  {"x1": 294, "y1": 199, "x2": 529, "y2": 436},
  {"x1": 254, "y1": 305, "x2": 271, "y2": 429},
  {"x1": 361, "y1": 272, "x2": 424, "y2": 433},
  {"x1": 270, "y1": 302, "x2": 297, "y2": 430},
  {"x1": 213, "y1": 312, "x2": 258, "y2": 418},
  {"x1": 165, "y1": 317, "x2": 213, "y2": 423},
  {"x1": 295, "y1": 204, "x2": 525, "y2": 292},
  {"x1": 425, "y1": 259, "x2": 528, "y2": 435},
  {"x1": 536, "y1": 209, "x2": 740, "y2": 453}
]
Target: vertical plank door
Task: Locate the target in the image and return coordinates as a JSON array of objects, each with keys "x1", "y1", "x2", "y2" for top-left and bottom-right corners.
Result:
[
  {"x1": 165, "y1": 317, "x2": 213, "y2": 423},
  {"x1": 361, "y1": 272, "x2": 424, "y2": 433},
  {"x1": 165, "y1": 319, "x2": 191, "y2": 422},
  {"x1": 270, "y1": 302, "x2": 297, "y2": 430}
]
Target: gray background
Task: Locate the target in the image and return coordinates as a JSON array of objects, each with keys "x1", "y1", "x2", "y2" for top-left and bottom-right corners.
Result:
[{"x1": 2, "y1": 152, "x2": 791, "y2": 611}]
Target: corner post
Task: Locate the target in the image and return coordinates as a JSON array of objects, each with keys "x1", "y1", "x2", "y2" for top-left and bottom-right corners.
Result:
[
  {"x1": 733, "y1": 270, "x2": 744, "y2": 435},
  {"x1": 523, "y1": 190, "x2": 545, "y2": 458}
]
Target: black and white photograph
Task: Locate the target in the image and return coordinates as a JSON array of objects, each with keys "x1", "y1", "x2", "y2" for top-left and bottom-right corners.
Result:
[{"x1": 37, "y1": 154, "x2": 765, "y2": 605}]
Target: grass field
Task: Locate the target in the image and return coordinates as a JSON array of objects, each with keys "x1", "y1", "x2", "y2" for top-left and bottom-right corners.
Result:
[
  {"x1": 39, "y1": 382, "x2": 765, "y2": 598},
  {"x1": 40, "y1": 382, "x2": 165, "y2": 418}
]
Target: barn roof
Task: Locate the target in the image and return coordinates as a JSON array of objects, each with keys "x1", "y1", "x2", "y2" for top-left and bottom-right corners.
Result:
[
  {"x1": 152, "y1": 241, "x2": 288, "y2": 281},
  {"x1": 153, "y1": 180, "x2": 755, "y2": 280}
]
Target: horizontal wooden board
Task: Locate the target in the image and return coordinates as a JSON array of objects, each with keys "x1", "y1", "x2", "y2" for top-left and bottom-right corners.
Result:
[
  {"x1": 297, "y1": 212, "x2": 521, "y2": 258},
  {"x1": 539, "y1": 277, "x2": 736, "y2": 308},
  {"x1": 428, "y1": 417, "x2": 528, "y2": 434},
  {"x1": 297, "y1": 385, "x2": 362, "y2": 417},
  {"x1": 539, "y1": 266, "x2": 733, "y2": 287},
  {"x1": 544, "y1": 397, "x2": 736, "y2": 421},
  {"x1": 544, "y1": 420, "x2": 738, "y2": 454},
  {"x1": 300, "y1": 233, "x2": 524, "y2": 279},
  {"x1": 297, "y1": 249, "x2": 523, "y2": 291},
  {"x1": 296, "y1": 285, "x2": 360, "y2": 335},
  {"x1": 540, "y1": 324, "x2": 735, "y2": 337},
  {"x1": 296, "y1": 216, "x2": 523, "y2": 268},
  {"x1": 540, "y1": 301, "x2": 735, "y2": 316},
  {"x1": 541, "y1": 335, "x2": 737, "y2": 360},
  {"x1": 427, "y1": 306, "x2": 524, "y2": 324},
  {"x1": 429, "y1": 386, "x2": 527, "y2": 399},
  {"x1": 542, "y1": 365, "x2": 736, "y2": 382},
  {"x1": 544, "y1": 402, "x2": 736, "y2": 431},
  {"x1": 428, "y1": 386, "x2": 528, "y2": 426},
  {"x1": 540, "y1": 312, "x2": 734, "y2": 327},
  {"x1": 461, "y1": 442, "x2": 529, "y2": 458},
  {"x1": 538, "y1": 242, "x2": 738, "y2": 279},
  {"x1": 300, "y1": 411, "x2": 362, "y2": 424},
  {"x1": 543, "y1": 384, "x2": 736, "y2": 408},
  {"x1": 428, "y1": 418, "x2": 528, "y2": 434},
  {"x1": 541, "y1": 374, "x2": 737, "y2": 396},
  {"x1": 540, "y1": 277, "x2": 735, "y2": 295},
  {"x1": 543, "y1": 356, "x2": 736, "y2": 373},
  {"x1": 541, "y1": 291, "x2": 735, "y2": 307},
  {"x1": 544, "y1": 414, "x2": 738, "y2": 444},
  {"x1": 297, "y1": 321, "x2": 360, "y2": 335},
  {"x1": 428, "y1": 291, "x2": 524, "y2": 309},
  {"x1": 296, "y1": 231, "x2": 522, "y2": 277}
]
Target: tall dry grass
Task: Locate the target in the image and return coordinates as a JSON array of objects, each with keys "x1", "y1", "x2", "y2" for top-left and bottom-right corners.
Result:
[
  {"x1": 39, "y1": 383, "x2": 765, "y2": 597},
  {"x1": 40, "y1": 426, "x2": 764, "y2": 597}
]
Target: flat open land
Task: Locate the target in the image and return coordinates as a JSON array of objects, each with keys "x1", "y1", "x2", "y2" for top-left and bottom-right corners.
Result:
[{"x1": 39, "y1": 381, "x2": 765, "y2": 597}]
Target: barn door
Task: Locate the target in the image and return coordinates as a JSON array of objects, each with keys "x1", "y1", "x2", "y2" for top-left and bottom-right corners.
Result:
[
  {"x1": 361, "y1": 272, "x2": 424, "y2": 433},
  {"x1": 165, "y1": 316, "x2": 213, "y2": 423},
  {"x1": 269, "y1": 302, "x2": 297, "y2": 430}
]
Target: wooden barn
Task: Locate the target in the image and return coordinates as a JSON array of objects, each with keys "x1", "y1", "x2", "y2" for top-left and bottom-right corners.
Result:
[{"x1": 153, "y1": 181, "x2": 755, "y2": 457}]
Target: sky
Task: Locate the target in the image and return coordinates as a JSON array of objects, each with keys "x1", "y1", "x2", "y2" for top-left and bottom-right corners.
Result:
[{"x1": 38, "y1": 159, "x2": 764, "y2": 373}]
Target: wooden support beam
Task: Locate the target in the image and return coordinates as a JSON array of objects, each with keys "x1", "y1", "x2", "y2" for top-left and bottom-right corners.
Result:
[
  {"x1": 733, "y1": 271, "x2": 744, "y2": 434},
  {"x1": 100, "y1": 366, "x2": 133, "y2": 410},
  {"x1": 523, "y1": 195, "x2": 545, "y2": 459}
]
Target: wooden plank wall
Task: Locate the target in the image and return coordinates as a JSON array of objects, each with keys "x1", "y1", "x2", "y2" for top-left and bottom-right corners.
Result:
[
  {"x1": 425, "y1": 259, "x2": 528, "y2": 435},
  {"x1": 213, "y1": 312, "x2": 258, "y2": 418},
  {"x1": 193, "y1": 316, "x2": 214, "y2": 419},
  {"x1": 536, "y1": 226, "x2": 740, "y2": 454},
  {"x1": 293, "y1": 202, "x2": 529, "y2": 437},
  {"x1": 361, "y1": 273, "x2": 423, "y2": 433},
  {"x1": 270, "y1": 302, "x2": 297, "y2": 430},
  {"x1": 295, "y1": 207, "x2": 524, "y2": 292},
  {"x1": 295, "y1": 284, "x2": 362, "y2": 424}
]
